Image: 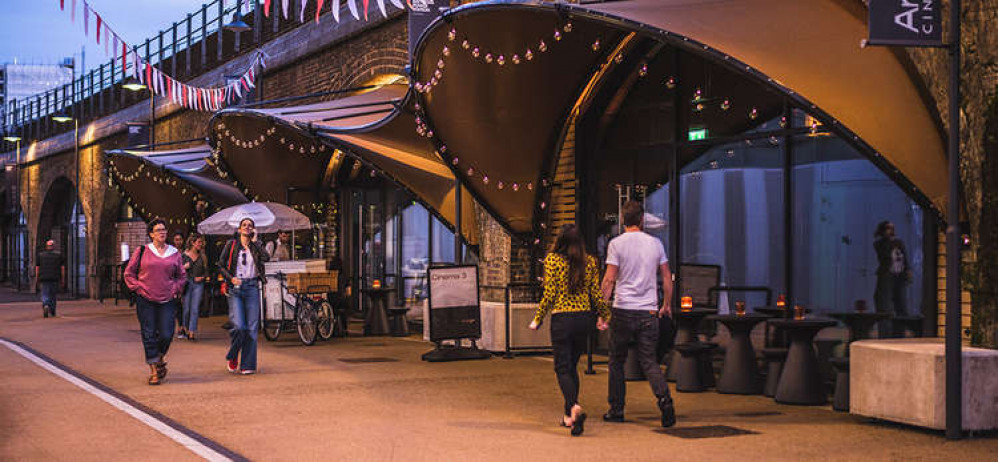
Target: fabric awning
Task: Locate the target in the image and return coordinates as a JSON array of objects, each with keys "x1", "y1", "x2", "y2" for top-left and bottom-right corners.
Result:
[
  {"x1": 212, "y1": 84, "x2": 477, "y2": 244},
  {"x1": 106, "y1": 144, "x2": 247, "y2": 228},
  {"x1": 411, "y1": 0, "x2": 948, "y2": 233}
]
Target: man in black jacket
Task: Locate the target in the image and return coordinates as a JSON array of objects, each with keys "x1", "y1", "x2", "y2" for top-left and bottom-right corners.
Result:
[{"x1": 35, "y1": 240, "x2": 65, "y2": 318}]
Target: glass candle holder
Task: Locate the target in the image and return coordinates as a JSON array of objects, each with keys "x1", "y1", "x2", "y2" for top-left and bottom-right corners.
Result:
[
  {"x1": 776, "y1": 294, "x2": 787, "y2": 310},
  {"x1": 793, "y1": 304, "x2": 805, "y2": 321},
  {"x1": 681, "y1": 296, "x2": 693, "y2": 312},
  {"x1": 735, "y1": 301, "x2": 746, "y2": 316}
]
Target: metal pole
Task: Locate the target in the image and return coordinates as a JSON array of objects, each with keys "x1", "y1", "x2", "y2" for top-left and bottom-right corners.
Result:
[
  {"x1": 454, "y1": 180, "x2": 462, "y2": 264},
  {"x1": 149, "y1": 92, "x2": 155, "y2": 147},
  {"x1": 945, "y1": 0, "x2": 963, "y2": 441},
  {"x1": 74, "y1": 119, "x2": 79, "y2": 298}
]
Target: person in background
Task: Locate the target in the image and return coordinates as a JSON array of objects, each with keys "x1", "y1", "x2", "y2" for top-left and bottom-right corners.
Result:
[
  {"x1": 171, "y1": 231, "x2": 186, "y2": 251},
  {"x1": 265, "y1": 230, "x2": 292, "y2": 261},
  {"x1": 529, "y1": 224, "x2": 611, "y2": 436},
  {"x1": 180, "y1": 233, "x2": 207, "y2": 341},
  {"x1": 218, "y1": 217, "x2": 269, "y2": 375},
  {"x1": 124, "y1": 219, "x2": 186, "y2": 386},
  {"x1": 599, "y1": 201, "x2": 676, "y2": 428},
  {"x1": 873, "y1": 220, "x2": 912, "y2": 337},
  {"x1": 35, "y1": 239, "x2": 65, "y2": 318}
]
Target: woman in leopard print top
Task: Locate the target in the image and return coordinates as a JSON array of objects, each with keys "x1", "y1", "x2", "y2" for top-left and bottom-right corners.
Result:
[{"x1": 529, "y1": 224, "x2": 610, "y2": 436}]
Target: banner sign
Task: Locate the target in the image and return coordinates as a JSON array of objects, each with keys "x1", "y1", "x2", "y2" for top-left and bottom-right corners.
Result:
[
  {"x1": 427, "y1": 265, "x2": 480, "y2": 342},
  {"x1": 408, "y1": 0, "x2": 447, "y2": 56},
  {"x1": 868, "y1": 0, "x2": 943, "y2": 46}
]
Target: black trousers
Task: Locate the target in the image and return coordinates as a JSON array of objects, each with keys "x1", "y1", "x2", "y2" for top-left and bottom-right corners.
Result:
[
  {"x1": 550, "y1": 312, "x2": 593, "y2": 416},
  {"x1": 608, "y1": 309, "x2": 672, "y2": 414}
]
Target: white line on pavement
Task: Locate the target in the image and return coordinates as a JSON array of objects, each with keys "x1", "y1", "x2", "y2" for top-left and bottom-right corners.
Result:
[{"x1": 0, "y1": 339, "x2": 232, "y2": 462}]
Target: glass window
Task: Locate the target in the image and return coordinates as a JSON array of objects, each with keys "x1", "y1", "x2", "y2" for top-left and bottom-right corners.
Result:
[
  {"x1": 679, "y1": 139, "x2": 785, "y2": 311},
  {"x1": 792, "y1": 129, "x2": 923, "y2": 317},
  {"x1": 432, "y1": 216, "x2": 455, "y2": 264},
  {"x1": 400, "y1": 202, "x2": 429, "y2": 304}
]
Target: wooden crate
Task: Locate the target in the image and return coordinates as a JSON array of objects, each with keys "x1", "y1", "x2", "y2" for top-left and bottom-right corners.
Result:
[{"x1": 286, "y1": 271, "x2": 338, "y2": 294}]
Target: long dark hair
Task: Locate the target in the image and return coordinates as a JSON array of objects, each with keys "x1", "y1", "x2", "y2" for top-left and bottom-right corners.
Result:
[
  {"x1": 874, "y1": 220, "x2": 892, "y2": 239},
  {"x1": 552, "y1": 224, "x2": 588, "y2": 294}
]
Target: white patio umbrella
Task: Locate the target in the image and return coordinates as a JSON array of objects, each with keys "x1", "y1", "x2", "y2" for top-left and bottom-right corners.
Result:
[
  {"x1": 197, "y1": 201, "x2": 311, "y2": 235},
  {"x1": 643, "y1": 212, "x2": 667, "y2": 231}
]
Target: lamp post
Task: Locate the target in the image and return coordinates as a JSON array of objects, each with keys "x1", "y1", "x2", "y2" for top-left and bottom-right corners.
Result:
[
  {"x1": 53, "y1": 114, "x2": 80, "y2": 298},
  {"x1": 123, "y1": 77, "x2": 153, "y2": 147},
  {"x1": 3, "y1": 135, "x2": 21, "y2": 289}
]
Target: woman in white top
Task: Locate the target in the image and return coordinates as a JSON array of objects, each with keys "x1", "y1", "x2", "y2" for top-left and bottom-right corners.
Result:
[{"x1": 217, "y1": 217, "x2": 269, "y2": 374}]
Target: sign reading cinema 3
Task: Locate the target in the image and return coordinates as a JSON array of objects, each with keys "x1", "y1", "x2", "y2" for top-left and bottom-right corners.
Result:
[{"x1": 869, "y1": 0, "x2": 943, "y2": 46}]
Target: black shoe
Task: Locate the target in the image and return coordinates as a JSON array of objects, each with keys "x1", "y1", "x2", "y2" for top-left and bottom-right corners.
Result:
[
  {"x1": 659, "y1": 398, "x2": 677, "y2": 428},
  {"x1": 221, "y1": 321, "x2": 233, "y2": 330},
  {"x1": 602, "y1": 411, "x2": 625, "y2": 423},
  {"x1": 571, "y1": 413, "x2": 587, "y2": 436}
]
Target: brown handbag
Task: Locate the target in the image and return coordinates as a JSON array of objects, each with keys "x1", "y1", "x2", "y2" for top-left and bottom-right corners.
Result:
[{"x1": 219, "y1": 242, "x2": 236, "y2": 296}]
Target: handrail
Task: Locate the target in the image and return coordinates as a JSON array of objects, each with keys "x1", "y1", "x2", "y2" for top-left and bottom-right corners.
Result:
[{"x1": 1, "y1": 1, "x2": 375, "y2": 149}]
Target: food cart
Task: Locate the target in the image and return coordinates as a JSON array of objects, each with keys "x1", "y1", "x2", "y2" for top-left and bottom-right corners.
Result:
[{"x1": 262, "y1": 259, "x2": 338, "y2": 345}]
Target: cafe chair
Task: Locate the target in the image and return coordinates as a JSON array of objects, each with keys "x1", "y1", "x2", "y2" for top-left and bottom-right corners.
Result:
[{"x1": 674, "y1": 342, "x2": 709, "y2": 392}]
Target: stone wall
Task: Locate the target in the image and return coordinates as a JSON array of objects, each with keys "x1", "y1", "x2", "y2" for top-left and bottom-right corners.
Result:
[{"x1": 900, "y1": 0, "x2": 998, "y2": 347}]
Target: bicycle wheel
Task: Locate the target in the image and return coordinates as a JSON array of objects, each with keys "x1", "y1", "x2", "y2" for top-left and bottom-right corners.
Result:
[
  {"x1": 263, "y1": 320, "x2": 282, "y2": 341},
  {"x1": 316, "y1": 300, "x2": 335, "y2": 341},
  {"x1": 296, "y1": 301, "x2": 318, "y2": 346}
]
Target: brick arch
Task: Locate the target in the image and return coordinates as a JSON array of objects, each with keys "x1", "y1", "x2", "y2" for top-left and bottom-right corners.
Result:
[{"x1": 261, "y1": 18, "x2": 409, "y2": 100}]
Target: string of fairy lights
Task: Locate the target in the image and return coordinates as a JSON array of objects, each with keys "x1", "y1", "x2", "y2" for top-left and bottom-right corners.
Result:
[
  {"x1": 407, "y1": 17, "x2": 837, "y2": 248},
  {"x1": 107, "y1": 156, "x2": 204, "y2": 226}
]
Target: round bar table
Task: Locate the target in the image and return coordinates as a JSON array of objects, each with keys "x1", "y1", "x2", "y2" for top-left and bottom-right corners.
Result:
[
  {"x1": 828, "y1": 312, "x2": 891, "y2": 345},
  {"x1": 666, "y1": 308, "x2": 716, "y2": 382},
  {"x1": 769, "y1": 318, "x2": 836, "y2": 405},
  {"x1": 754, "y1": 306, "x2": 811, "y2": 347},
  {"x1": 708, "y1": 314, "x2": 769, "y2": 394},
  {"x1": 361, "y1": 287, "x2": 393, "y2": 336}
]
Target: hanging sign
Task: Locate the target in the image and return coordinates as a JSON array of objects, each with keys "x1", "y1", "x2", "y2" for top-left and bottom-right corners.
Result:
[
  {"x1": 427, "y1": 264, "x2": 480, "y2": 342},
  {"x1": 408, "y1": 0, "x2": 447, "y2": 56},
  {"x1": 868, "y1": 0, "x2": 943, "y2": 47}
]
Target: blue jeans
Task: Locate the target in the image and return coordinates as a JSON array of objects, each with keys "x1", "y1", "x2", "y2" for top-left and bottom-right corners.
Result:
[
  {"x1": 227, "y1": 279, "x2": 260, "y2": 371},
  {"x1": 182, "y1": 281, "x2": 204, "y2": 334},
  {"x1": 40, "y1": 281, "x2": 58, "y2": 315},
  {"x1": 136, "y1": 296, "x2": 179, "y2": 364}
]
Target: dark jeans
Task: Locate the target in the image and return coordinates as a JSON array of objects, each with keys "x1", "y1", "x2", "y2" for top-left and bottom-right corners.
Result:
[
  {"x1": 136, "y1": 296, "x2": 179, "y2": 365},
  {"x1": 608, "y1": 309, "x2": 672, "y2": 414},
  {"x1": 875, "y1": 273, "x2": 908, "y2": 337},
  {"x1": 550, "y1": 312, "x2": 593, "y2": 416}
]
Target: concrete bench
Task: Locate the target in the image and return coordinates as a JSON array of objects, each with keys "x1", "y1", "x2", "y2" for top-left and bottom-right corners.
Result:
[{"x1": 851, "y1": 338, "x2": 998, "y2": 431}]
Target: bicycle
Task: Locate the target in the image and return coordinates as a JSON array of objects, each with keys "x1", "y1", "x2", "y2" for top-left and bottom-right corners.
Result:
[{"x1": 264, "y1": 272, "x2": 337, "y2": 346}]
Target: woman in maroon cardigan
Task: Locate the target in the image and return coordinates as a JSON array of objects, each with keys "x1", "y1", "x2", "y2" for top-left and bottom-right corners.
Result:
[{"x1": 124, "y1": 218, "x2": 186, "y2": 385}]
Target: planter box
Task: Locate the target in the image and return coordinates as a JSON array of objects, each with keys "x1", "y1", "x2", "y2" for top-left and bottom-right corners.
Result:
[{"x1": 851, "y1": 338, "x2": 998, "y2": 431}]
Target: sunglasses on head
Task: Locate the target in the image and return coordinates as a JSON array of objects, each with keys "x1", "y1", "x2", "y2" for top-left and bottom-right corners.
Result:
[{"x1": 241, "y1": 251, "x2": 247, "y2": 265}]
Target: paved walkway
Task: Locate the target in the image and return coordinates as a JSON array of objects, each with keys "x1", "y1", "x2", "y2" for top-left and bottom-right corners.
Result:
[{"x1": 1, "y1": 293, "x2": 995, "y2": 461}]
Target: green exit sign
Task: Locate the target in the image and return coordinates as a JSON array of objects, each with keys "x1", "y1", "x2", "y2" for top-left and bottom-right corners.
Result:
[{"x1": 688, "y1": 128, "x2": 708, "y2": 141}]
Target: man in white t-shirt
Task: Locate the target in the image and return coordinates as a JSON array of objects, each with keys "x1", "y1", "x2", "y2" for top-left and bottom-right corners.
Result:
[{"x1": 600, "y1": 201, "x2": 676, "y2": 428}]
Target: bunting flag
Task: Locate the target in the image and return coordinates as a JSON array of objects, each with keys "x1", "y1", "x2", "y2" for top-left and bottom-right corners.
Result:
[
  {"x1": 363, "y1": 0, "x2": 369, "y2": 21},
  {"x1": 83, "y1": 3, "x2": 89, "y2": 36},
  {"x1": 53, "y1": 0, "x2": 361, "y2": 112},
  {"x1": 347, "y1": 0, "x2": 358, "y2": 20}
]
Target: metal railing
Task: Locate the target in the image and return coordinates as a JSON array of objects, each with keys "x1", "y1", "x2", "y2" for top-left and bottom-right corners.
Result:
[{"x1": 1, "y1": 0, "x2": 350, "y2": 153}]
